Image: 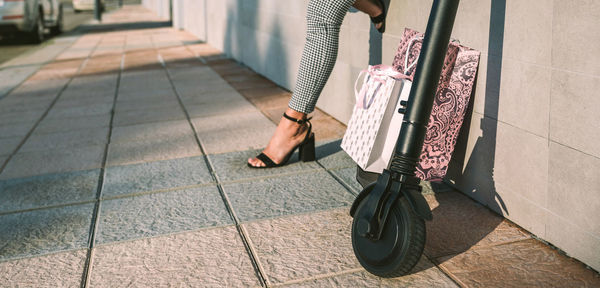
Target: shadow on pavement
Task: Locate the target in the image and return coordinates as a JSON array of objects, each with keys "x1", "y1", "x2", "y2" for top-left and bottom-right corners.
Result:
[{"x1": 78, "y1": 20, "x2": 172, "y2": 34}]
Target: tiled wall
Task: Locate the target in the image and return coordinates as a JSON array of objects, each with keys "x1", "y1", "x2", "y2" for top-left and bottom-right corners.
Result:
[{"x1": 145, "y1": 0, "x2": 600, "y2": 272}]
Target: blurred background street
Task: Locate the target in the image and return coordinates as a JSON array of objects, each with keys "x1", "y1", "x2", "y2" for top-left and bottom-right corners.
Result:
[{"x1": 0, "y1": 0, "x2": 141, "y2": 65}]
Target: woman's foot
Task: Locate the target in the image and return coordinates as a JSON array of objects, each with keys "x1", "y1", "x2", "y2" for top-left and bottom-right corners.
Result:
[
  {"x1": 353, "y1": 0, "x2": 386, "y2": 32},
  {"x1": 247, "y1": 108, "x2": 310, "y2": 167}
]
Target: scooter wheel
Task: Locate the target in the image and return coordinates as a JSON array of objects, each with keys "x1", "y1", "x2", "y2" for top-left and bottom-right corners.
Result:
[{"x1": 351, "y1": 194, "x2": 426, "y2": 277}]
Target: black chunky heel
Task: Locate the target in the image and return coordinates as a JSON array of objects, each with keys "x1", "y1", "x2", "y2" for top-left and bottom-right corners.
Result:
[
  {"x1": 299, "y1": 134, "x2": 316, "y2": 162},
  {"x1": 248, "y1": 113, "x2": 316, "y2": 168}
]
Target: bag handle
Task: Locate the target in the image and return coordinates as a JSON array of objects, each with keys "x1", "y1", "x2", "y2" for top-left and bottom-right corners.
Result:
[
  {"x1": 354, "y1": 65, "x2": 409, "y2": 109},
  {"x1": 403, "y1": 35, "x2": 424, "y2": 75}
]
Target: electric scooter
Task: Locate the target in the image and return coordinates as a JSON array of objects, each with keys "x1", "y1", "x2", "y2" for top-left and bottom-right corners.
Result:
[{"x1": 350, "y1": 0, "x2": 460, "y2": 277}]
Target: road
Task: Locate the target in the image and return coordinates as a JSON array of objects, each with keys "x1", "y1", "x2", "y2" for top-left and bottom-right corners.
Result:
[{"x1": 0, "y1": 0, "x2": 141, "y2": 65}]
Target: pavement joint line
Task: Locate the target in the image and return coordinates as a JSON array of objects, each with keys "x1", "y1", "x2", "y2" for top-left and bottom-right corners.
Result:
[
  {"x1": 214, "y1": 167, "x2": 326, "y2": 185},
  {"x1": 160, "y1": 51, "x2": 270, "y2": 288},
  {"x1": 429, "y1": 256, "x2": 467, "y2": 287},
  {"x1": 80, "y1": 48, "x2": 124, "y2": 288},
  {"x1": 0, "y1": 42, "x2": 96, "y2": 176},
  {"x1": 182, "y1": 42, "x2": 207, "y2": 65},
  {"x1": 425, "y1": 237, "x2": 537, "y2": 262},
  {"x1": 0, "y1": 247, "x2": 88, "y2": 264},
  {"x1": 236, "y1": 206, "x2": 351, "y2": 226},
  {"x1": 98, "y1": 182, "x2": 217, "y2": 201},
  {"x1": 271, "y1": 267, "x2": 365, "y2": 287},
  {"x1": 320, "y1": 167, "x2": 360, "y2": 197},
  {"x1": 0, "y1": 199, "x2": 97, "y2": 217},
  {"x1": 239, "y1": 224, "x2": 273, "y2": 287},
  {"x1": 90, "y1": 222, "x2": 238, "y2": 249}
]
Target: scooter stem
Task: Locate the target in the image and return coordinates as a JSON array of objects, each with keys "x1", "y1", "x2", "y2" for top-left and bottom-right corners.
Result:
[{"x1": 390, "y1": 0, "x2": 460, "y2": 176}]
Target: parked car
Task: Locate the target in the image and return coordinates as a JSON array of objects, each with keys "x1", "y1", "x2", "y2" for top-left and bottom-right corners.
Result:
[
  {"x1": 0, "y1": 0, "x2": 63, "y2": 43},
  {"x1": 72, "y1": 0, "x2": 104, "y2": 13}
]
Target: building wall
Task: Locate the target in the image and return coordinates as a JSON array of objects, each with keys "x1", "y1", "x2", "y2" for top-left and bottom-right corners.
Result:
[{"x1": 143, "y1": 0, "x2": 600, "y2": 271}]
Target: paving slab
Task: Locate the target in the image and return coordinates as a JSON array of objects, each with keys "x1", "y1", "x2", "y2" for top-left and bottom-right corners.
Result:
[
  {"x1": 0, "y1": 145, "x2": 106, "y2": 180},
  {"x1": 109, "y1": 119, "x2": 194, "y2": 143},
  {"x1": 283, "y1": 258, "x2": 458, "y2": 288},
  {"x1": 242, "y1": 208, "x2": 359, "y2": 284},
  {"x1": 95, "y1": 186, "x2": 232, "y2": 244},
  {"x1": 34, "y1": 114, "x2": 112, "y2": 135},
  {"x1": 0, "y1": 109, "x2": 45, "y2": 125},
  {"x1": 0, "y1": 169, "x2": 100, "y2": 213},
  {"x1": 223, "y1": 171, "x2": 354, "y2": 222},
  {"x1": 107, "y1": 133, "x2": 202, "y2": 166},
  {"x1": 45, "y1": 102, "x2": 114, "y2": 120},
  {"x1": 0, "y1": 249, "x2": 87, "y2": 287},
  {"x1": 226, "y1": 75, "x2": 277, "y2": 90},
  {"x1": 330, "y1": 167, "x2": 363, "y2": 194},
  {"x1": 112, "y1": 105, "x2": 186, "y2": 127},
  {"x1": 0, "y1": 203, "x2": 94, "y2": 261},
  {"x1": 165, "y1": 66, "x2": 217, "y2": 81},
  {"x1": 185, "y1": 98, "x2": 257, "y2": 119},
  {"x1": 116, "y1": 87, "x2": 176, "y2": 103},
  {"x1": 209, "y1": 149, "x2": 321, "y2": 183},
  {"x1": 174, "y1": 81, "x2": 235, "y2": 99},
  {"x1": 0, "y1": 122, "x2": 36, "y2": 139},
  {"x1": 438, "y1": 239, "x2": 600, "y2": 287},
  {"x1": 311, "y1": 116, "x2": 348, "y2": 141},
  {"x1": 0, "y1": 137, "x2": 22, "y2": 156},
  {"x1": 53, "y1": 93, "x2": 115, "y2": 109},
  {"x1": 178, "y1": 88, "x2": 247, "y2": 106},
  {"x1": 315, "y1": 140, "x2": 355, "y2": 170},
  {"x1": 191, "y1": 110, "x2": 276, "y2": 154},
  {"x1": 67, "y1": 74, "x2": 118, "y2": 93},
  {"x1": 89, "y1": 226, "x2": 261, "y2": 287},
  {"x1": 234, "y1": 86, "x2": 290, "y2": 108},
  {"x1": 0, "y1": 66, "x2": 41, "y2": 101},
  {"x1": 424, "y1": 192, "x2": 531, "y2": 258},
  {"x1": 0, "y1": 97, "x2": 54, "y2": 114},
  {"x1": 102, "y1": 156, "x2": 213, "y2": 198},
  {"x1": 114, "y1": 99, "x2": 180, "y2": 113},
  {"x1": 20, "y1": 128, "x2": 109, "y2": 153}
]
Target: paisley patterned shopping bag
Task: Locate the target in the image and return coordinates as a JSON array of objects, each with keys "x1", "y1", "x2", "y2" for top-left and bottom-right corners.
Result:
[{"x1": 392, "y1": 28, "x2": 481, "y2": 181}]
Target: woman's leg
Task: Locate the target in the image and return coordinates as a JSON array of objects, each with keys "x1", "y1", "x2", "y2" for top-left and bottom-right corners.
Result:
[{"x1": 248, "y1": 0, "x2": 383, "y2": 167}]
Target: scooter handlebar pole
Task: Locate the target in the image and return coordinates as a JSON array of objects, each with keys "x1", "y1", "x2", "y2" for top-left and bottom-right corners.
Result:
[{"x1": 390, "y1": 0, "x2": 460, "y2": 176}]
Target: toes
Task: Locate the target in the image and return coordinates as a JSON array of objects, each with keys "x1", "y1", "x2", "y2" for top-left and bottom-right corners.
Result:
[{"x1": 248, "y1": 158, "x2": 265, "y2": 167}]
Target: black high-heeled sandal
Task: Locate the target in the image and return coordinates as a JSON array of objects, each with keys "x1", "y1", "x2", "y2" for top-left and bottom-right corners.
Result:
[
  {"x1": 370, "y1": 0, "x2": 387, "y2": 33},
  {"x1": 248, "y1": 113, "x2": 316, "y2": 169}
]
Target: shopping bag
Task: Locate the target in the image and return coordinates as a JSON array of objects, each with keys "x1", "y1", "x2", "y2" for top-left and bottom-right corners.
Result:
[
  {"x1": 341, "y1": 65, "x2": 411, "y2": 173},
  {"x1": 392, "y1": 28, "x2": 480, "y2": 181}
]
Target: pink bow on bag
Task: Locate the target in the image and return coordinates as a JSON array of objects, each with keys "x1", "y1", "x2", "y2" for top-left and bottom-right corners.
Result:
[{"x1": 354, "y1": 65, "x2": 410, "y2": 109}]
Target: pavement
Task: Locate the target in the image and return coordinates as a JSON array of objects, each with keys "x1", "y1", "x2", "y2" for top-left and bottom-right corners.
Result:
[{"x1": 0, "y1": 5, "x2": 599, "y2": 288}]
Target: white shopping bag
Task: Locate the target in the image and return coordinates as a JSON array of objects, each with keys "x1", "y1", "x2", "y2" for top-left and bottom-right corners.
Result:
[{"x1": 341, "y1": 65, "x2": 412, "y2": 173}]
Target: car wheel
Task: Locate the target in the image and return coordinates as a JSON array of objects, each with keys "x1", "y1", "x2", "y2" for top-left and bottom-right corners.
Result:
[
  {"x1": 28, "y1": 14, "x2": 45, "y2": 44},
  {"x1": 51, "y1": 5, "x2": 64, "y2": 35}
]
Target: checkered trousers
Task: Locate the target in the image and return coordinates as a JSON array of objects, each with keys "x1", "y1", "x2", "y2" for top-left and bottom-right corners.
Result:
[{"x1": 288, "y1": 0, "x2": 357, "y2": 114}]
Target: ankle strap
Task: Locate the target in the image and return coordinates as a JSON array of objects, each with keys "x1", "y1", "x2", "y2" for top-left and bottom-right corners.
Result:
[{"x1": 283, "y1": 113, "x2": 312, "y2": 125}]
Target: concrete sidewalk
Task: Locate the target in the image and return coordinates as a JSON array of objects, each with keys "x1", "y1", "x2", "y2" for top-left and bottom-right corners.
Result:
[{"x1": 0, "y1": 5, "x2": 598, "y2": 287}]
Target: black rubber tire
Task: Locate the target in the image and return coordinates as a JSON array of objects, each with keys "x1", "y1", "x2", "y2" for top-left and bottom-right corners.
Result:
[
  {"x1": 50, "y1": 5, "x2": 63, "y2": 35},
  {"x1": 28, "y1": 14, "x2": 44, "y2": 44},
  {"x1": 352, "y1": 195, "x2": 426, "y2": 277}
]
